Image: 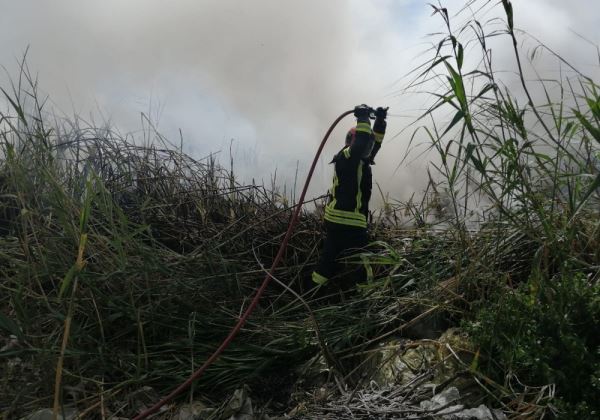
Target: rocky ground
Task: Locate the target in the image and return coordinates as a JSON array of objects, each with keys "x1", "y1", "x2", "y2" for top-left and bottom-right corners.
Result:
[{"x1": 14, "y1": 328, "x2": 515, "y2": 420}]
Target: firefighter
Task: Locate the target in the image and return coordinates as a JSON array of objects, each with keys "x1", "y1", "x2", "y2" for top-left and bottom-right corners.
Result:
[{"x1": 311, "y1": 104, "x2": 387, "y2": 289}]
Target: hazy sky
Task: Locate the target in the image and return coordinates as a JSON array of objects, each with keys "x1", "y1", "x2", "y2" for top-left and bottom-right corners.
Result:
[{"x1": 1, "y1": 0, "x2": 599, "y2": 203}]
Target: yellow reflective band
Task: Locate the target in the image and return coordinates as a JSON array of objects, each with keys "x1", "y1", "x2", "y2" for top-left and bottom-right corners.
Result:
[
  {"x1": 356, "y1": 122, "x2": 372, "y2": 134},
  {"x1": 355, "y1": 161, "x2": 363, "y2": 213},
  {"x1": 343, "y1": 147, "x2": 351, "y2": 159},
  {"x1": 312, "y1": 271, "x2": 328, "y2": 285},
  {"x1": 324, "y1": 206, "x2": 367, "y2": 228},
  {"x1": 374, "y1": 131, "x2": 384, "y2": 143},
  {"x1": 325, "y1": 210, "x2": 365, "y2": 221},
  {"x1": 324, "y1": 214, "x2": 367, "y2": 228},
  {"x1": 325, "y1": 204, "x2": 366, "y2": 220}
]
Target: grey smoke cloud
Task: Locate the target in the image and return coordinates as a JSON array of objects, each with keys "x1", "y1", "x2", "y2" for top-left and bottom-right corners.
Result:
[{"x1": 0, "y1": 0, "x2": 598, "y2": 203}]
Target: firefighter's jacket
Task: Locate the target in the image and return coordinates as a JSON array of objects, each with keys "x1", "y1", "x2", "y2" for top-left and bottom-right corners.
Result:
[{"x1": 324, "y1": 120, "x2": 384, "y2": 228}]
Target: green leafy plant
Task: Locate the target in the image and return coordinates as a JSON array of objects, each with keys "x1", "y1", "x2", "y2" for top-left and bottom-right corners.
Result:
[{"x1": 394, "y1": 0, "x2": 600, "y2": 416}]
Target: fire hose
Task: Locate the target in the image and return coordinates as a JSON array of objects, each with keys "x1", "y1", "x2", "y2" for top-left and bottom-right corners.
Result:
[{"x1": 133, "y1": 107, "x2": 375, "y2": 419}]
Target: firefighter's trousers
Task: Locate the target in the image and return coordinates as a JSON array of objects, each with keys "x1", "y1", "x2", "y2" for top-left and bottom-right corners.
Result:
[{"x1": 312, "y1": 221, "x2": 368, "y2": 288}]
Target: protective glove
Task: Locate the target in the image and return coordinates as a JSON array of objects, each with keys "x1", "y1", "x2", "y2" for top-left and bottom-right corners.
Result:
[
  {"x1": 353, "y1": 104, "x2": 371, "y2": 122},
  {"x1": 374, "y1": 106, "x2": 388, "y2": 120},
  {"x1": 373, "y1": 107, "x2": 388, "y2": 134},
  {"x1": 370, "y1": 107, "x2": 388, "y2": 164}
]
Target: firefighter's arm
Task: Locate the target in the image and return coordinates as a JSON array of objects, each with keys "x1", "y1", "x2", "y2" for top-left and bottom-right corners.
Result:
[
  {"x1": 348, "y1": 105, "x2": 373, "y2": 160},
  {"x1": 369, "y1": 107, "x2": 388, "y2": 164}
]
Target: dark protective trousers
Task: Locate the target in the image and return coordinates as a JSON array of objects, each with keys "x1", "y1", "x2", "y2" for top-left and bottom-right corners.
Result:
[{"x1": 313, "y1": 221, "x2": 368, "y2": 288}]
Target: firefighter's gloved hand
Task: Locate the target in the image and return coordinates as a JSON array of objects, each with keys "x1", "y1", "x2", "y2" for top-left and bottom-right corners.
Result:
[
  {"x1": 375, "y1": 107, "x2": 388, "y2": 120},
  {"x1": 370, "y1": 107, "x2": 388, "y2": 165},
  {"x1": 354, "y1": 104, "x2": 371, "y2": 122},
  {"x1": 373, "y1": 107, "x2": 388, "y2": 134}
]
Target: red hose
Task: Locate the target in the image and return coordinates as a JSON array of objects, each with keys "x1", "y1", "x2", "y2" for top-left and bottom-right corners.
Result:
[{"x1": 133, "y1": 109, "x2": 354, "y2": 419}]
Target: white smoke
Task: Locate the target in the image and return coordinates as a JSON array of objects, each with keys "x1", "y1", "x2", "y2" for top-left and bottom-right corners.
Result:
[{"x1": 0, "y1": 0, "x2": 598, "y2": 202}]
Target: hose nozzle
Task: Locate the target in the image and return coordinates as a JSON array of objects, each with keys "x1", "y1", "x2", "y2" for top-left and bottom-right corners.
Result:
[{"x1": 354, "y1": 104, "x2": 389, "y2": 120}]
